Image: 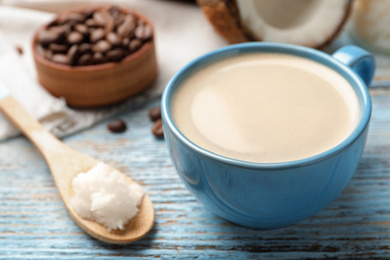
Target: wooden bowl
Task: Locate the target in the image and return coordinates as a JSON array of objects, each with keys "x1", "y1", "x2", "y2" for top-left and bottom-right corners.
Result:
[{"x1": 32, "y1": 6, "x2": 158, "y2": 108}]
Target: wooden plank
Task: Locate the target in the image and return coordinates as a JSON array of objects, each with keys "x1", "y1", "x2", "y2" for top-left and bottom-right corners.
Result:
[
  {"x1": 1, "y1": 90, "x2": 390, "y2": 259},
  {"x1": 2, "y1": 31, "x2": 390, "y2": 259}
]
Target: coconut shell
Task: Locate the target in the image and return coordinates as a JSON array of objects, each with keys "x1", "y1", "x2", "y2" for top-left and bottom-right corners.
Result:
[
  {"x1": 197, "y1": 0, "x2": 353, "y2": 49},
  {"x1": 196, "y1": 0, "x2": 250, "y2": 44}
]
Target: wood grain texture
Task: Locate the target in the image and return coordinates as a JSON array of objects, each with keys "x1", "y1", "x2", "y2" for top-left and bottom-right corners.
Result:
[
  {"x1": 2, "y1": 87, "x2": 390, "y2": 258},
  {"x1": 2, "y1": 34, "x2": 390, "y2": 260},
  {"x1": 0, "y1": 96, "x2": 154, "y2": 244}
]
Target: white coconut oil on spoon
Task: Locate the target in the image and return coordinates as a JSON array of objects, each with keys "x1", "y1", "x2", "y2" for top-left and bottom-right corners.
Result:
[{"x1": 0, "y1": 82, "x2": 154, "y2": 244}]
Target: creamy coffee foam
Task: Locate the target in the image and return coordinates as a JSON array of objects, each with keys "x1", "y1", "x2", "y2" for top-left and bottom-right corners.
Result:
[{"x1": 172, "y1": 53, "x2": 359, "y2": 163}]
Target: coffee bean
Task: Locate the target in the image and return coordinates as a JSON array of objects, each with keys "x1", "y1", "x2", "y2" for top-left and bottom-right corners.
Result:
[
  {"x1": 109, "y1": 5, "x2": 122, "y2": 20},
  {"x1": 54, "y1": 24, "x2": 71, "y2": 33},
  {"x1": 106, "y1": 32, "x2": 121, "y2": 46},
  {"x1": 45, "y1": 49, "x2": 53, "y2": 60},
  {"x1": 90, "y1": 28, "x2": 105, "y2": 43},
  {"x1": 50, "y1": 24, "x2": 70, "y2": 39},
  {"x1": 36, "y1": 44, "x2": 46, "y2": 57},
  {"x1": 78, "y1": 43, "x2": 92, "y2": 54},
  {"x1": 85, "y1": 18, "x2": 99, "y2": 28},
  {"x1": 74, "y1": 24, "x2": 89, "y2": 34},
  {"x1": 67, "y1": 45, "x2": 80, "y2": 66},
  {"x1": 93, "y1": 12, "x2": 107, "y2": 27},
  {"x1": 48, "y1": 20, "x2": 59, "y2": 27},
  {"x1": 67, "y1": 31, "x2": 83, "y2": 44},
  {"x1": 129, "y1": 39, "x2": 142, "y2": 52},
  {"x1": 37, "y1": 29, "x2": 60, "y2": 46},
  {"x1": 94, "y1": 11, "x2": 114, "y2": 33},
  {"x1": 70, "y1": 13, "x2": 86, "y2": 25},
  {"x1": 148, "y1": 106, "x2": 161, "y2": 121},
  {"x1": 58, "y1": 12, "x2": 86, "y2": 26},
  {"x1": 78, "y1": 53, "x2": 93, "y2": 66},
  {"x1": 83, "y1": 8, "x2": 94, "y2": 19},
  {"x1": 106, "y1": 49, "x2": 124, "y2": 62},
  {"x1": 116, "y1": 14, "x2": 136, "y2": 38},
  {"x1": 108, "y1": 119, "x2": 127, "y2": 133},
  {"x1": 122, "y1": 37, "x2": 130, "y2": 46},
  {"x1": 15, "y1": 45, "x2": 23, "y2": 55},
  {"x1": 51, "y1": 54, "x2": 69, "y2": 65},
  {"x1": 93, "y1": 52, "x2": 106, "y2": 64},
  {"x1": 104, "y1": 14, "x2": 115, "y2": 34},
  {"x1": 93, "y1": 40, "x2": 112, "y2": 53},
  {"x1": 151, "y1": 119, "x2": 164, "y2": 138},
  {"x1": 49, "y1": 43, "x2": 68, "y2": 53},
  {"x1": 110, "y1": 8, "x2": 124, "y2": 28},
  {"x1": 113, "y1": 14, "x2": 125, "y2": 28},
  {"x1": 37, "y1": 5, "x2": 152, "y2": 66},
  {"x1": 135, "y1": 24, "x2": 152, "y2": 41}
]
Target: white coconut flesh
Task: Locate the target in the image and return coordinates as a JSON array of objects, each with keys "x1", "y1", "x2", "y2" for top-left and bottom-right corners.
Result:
[{"x1": 236, "y1": 0, "x2": 350, "y2": 47}]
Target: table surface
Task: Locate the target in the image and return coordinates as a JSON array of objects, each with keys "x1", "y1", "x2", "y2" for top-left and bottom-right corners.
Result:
[{"x1": 2, "y1": 23, "x2": 390, "y2": 260}]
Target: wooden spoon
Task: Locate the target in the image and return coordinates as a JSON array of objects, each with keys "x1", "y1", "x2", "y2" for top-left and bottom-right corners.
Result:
[{"x1": 0, "y1": 86, "x2": 154, "y2": 244}]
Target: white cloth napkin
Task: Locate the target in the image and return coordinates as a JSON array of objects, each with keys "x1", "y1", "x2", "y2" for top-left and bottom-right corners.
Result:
[{"x1": 0, "y1": 0, "x2": 226, "y2": 140}]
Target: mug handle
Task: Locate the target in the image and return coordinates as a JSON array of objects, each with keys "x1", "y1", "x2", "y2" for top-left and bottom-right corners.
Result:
[{"x1": 332, "y1": 45, "x2": 376, "y2": 88}]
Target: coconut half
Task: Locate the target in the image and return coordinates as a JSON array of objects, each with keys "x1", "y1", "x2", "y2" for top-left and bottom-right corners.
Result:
[{"x1": 197, "y1": 0, "x2": 353, "y2": 49}]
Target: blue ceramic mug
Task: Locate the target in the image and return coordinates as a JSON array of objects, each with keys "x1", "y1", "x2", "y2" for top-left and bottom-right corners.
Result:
[{"x1": 161, "y1": 43, "x2": 375, "y2": 229}]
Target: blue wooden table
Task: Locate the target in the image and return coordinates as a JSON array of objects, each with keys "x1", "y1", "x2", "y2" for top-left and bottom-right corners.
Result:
[
  {"x1": 2, "y1": 4, "x2": 390, "y2": 259},
  {"x1": 2, "y1": 79, "x2": 390, "y2": 259}
]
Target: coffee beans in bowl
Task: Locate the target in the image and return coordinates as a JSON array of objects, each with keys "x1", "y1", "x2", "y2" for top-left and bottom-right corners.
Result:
[{"x1": 32, "y1": 5, "x2": 157, "y2": 107}]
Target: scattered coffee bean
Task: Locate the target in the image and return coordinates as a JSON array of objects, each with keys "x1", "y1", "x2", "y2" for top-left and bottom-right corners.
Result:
[
  {"x1": 108, "y1": 119, "x2": 127, "y2": 133},
  {"x1": 15, "y1": 45, "x2": 23, "y2": 55},
  {"x1": 35, "y1": 5, "x2": 153, "y2": 66},
  {"x1": 148, "y1": 106, "x2": 161, "y2": 121},
  {"x1": 151, "y1": 118, "x2": 164, "y2": 138},
  {"x1": 51, "y1": 54, "x2": 69, "y2": 65}
]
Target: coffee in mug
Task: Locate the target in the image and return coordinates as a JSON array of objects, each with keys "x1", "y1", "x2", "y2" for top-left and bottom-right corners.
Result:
[
  {"x1": 162, "y1": 43, "x2": 375, "y2": 229},
  {"x1": 171, "y1": 53, "x2": 360, "y2": 163}
]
